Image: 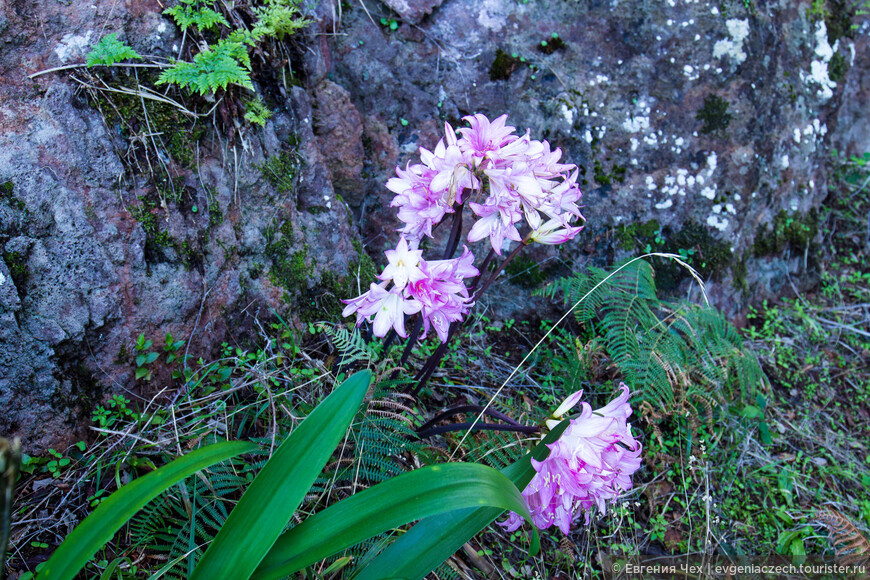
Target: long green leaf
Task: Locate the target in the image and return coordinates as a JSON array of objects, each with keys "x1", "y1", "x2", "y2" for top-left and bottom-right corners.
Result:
[
  {"x1": 191, "y1": 370, "x2": 372, "y2": 580},
  {"x1": 354, "y1": 421, "x2": 568, "y2": 580},
  {"x1": 40, "y1": 440, "x2": 257, "y2": 580},
  {"x1": 251, "y1": 463, "x2": 539, "y2": 580}
]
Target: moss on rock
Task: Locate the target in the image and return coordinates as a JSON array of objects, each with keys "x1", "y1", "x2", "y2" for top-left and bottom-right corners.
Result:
[{"x1": 752, "y1": 210, "x2": 818, "y2": 256}]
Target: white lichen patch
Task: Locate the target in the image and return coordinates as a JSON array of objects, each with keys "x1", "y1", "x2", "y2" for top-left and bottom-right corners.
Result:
[
  {"x1": 54, "y1": 31, "x2": 94, "y2": 63},
  {"x1": 655, "y1": 198, "x2": 674, "y2": 209},
  {"x1": 682, "y1": 65, "x2": 699, "y2": 81},
  {"x1": 706, "y1": 152, "x2": 717, "y2": 171},
  {"x1": 712, "y1": 19, "x2": 749, "y2": 65},
  {"x1": 706, "y1": 215, "x2": 729, "y2": 231},
  {"x1": 0, "y1": 271, "x2": 5, "y2": 287},
  {"x1": 623, "y1": 114, "x2": 650, "y2": 133},
  {"x1": 560, "y1": 103, "x2": 575, "y2": 128},
  {"x1": 801, "y1": 21, "x2": 838, "y2": 100},
  {"x1": 477, "y1": 0, "x2": 507, "y2": 31}
]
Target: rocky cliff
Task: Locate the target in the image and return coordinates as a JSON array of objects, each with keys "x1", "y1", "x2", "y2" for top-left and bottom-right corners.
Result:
[{"x1": 0, "y1": 0, "x2": 866, "y2": 452}]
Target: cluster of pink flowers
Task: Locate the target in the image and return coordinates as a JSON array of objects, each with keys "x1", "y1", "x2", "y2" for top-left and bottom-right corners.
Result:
[
  {"x1": 344, "y1": 113, "x2": 585, "y2": 342},
  {"x1": 341, "y1": 237, "x2": 478, "y2": 342},
  {"x1": 499, "y1": 384, "x2": 642, "y2": 534},
  {"x1": 387, "y1": 114, "x2": 585, "y2": 254}
]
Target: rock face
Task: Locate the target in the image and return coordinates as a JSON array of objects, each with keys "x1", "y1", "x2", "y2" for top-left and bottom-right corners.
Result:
[
  {"x1": 0, "y1": 1, "x2": 360, "y2": 452},
  {"x1": 312, "y1": 0, "x2": 866, "y2": 310},
  {"x1": 0, "y1": 0, "x2": 867, "y2": 451}
]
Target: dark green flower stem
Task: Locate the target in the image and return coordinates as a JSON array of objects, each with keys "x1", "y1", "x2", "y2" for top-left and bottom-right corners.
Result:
[
  {"x1": 417, "y1": 404, "x2": 525, "y2": 433},
  {"x1": 410, "y1": 240, "x2": 529, "y2": 396},
  {"x1": 416, "y1": 422, "x2": 540, "y2": 439}
]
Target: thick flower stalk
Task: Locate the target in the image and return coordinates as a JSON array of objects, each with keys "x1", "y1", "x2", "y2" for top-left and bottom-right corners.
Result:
[
  {"x1": 499, "y1": 385, "x2": 642, "y2": 534},
  {"x1": 344, "y1": 113, "x2": 585, "y2": 354}
]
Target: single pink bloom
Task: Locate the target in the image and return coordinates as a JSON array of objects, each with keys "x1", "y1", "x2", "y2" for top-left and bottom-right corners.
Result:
[
  {"x1": 379, "y1": 236, "x2": 426, "y2": 289},
  {"x1": 458, "y1": 113, "x2": 518, "y2": 165},
  {"x1": 341, "y1": 282, "x2": 422, "y2": 338}
]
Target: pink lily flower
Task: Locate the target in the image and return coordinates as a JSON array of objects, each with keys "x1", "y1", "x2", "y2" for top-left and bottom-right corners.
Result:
[{"x1": 499, "y1": 384, "x2": 642, "y2": 534}]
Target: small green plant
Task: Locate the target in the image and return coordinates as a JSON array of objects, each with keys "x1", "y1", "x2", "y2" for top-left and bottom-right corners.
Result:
[
  {"x1": 379, "y1": 17, "x2": 400, "y2": 31},
  {"x1": 92, "y1": 395, "x2": 138, "y2": 430},
  {"x1": 85, "y1": 33, "x2": 142, "y2": 67},
  {"x1": 157, "y1": 37, "x2": 255, "y2": 94},
  {"x1": 163, "y1": 0, "x2": 229, "y2": 32},
  {"x1": 134, "y1": 333, "x2": 159, "y2": 380},
  {"x1": 244, "y1": 97, "x2": 273, "y2": 126},
  {"x1": 45, "y1": 448, "x2": 71, "y2": 479},
  {"x1": 163, "y1": 331, "x2": 185, "y2": 364}
]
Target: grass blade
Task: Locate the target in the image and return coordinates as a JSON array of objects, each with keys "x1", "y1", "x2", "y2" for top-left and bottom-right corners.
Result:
[
  {"x1": 191, "y1": 370, "x2": 372, "y2": 580},
  {"x1": 354, "y1": 421, "x2": 568, "y2": 580},
  {"x1": 251, "y1": 463, "x2": 538, "y2": 579},
  {"x1": 40, "y1": 440, "x2": 257, "y2": 580}
]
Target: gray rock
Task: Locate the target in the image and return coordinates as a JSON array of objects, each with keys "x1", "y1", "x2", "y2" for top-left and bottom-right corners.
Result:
[
  {"x1": 0, "y1": 0, "x2": 867, "y2": 452},
  {"x1": 319, "y1": 0, "x2": 865, "y2": 318},
  {"x1": 0, "y1": 3, "x2": 360, "y2": 452},
  {"x1": 380, "y1": 0, "x2": 445, "y2": 24}
]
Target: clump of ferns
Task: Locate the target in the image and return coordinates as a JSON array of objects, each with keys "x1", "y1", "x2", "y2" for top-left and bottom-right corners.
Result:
[{"x1": 538, "y1": 258, "x2": 765, "y2": 440}]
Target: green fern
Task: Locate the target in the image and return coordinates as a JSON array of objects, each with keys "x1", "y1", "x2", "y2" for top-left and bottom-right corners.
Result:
[
  {"x1": 465, "y1": 430, "x2": 525, "y2": 472},
  {"x1": 156, "y1": 38, "x2": 254, "y2": 94},
  {"x1": 321, "y1": 324, "x2": 377, "y2": 368},
  {"x1": 128, "y1": 454, "x2": 263, "y2": 578},
  {"x1": 86, "y1": 33, "x2": 142, "y2": 67},
  {"x1": 251, "y1": 0, "x2": 309, "y2": 40},
  {"x1": 163, "y1": 0, "x2": 229, "y2": 32},
  {"x1": 539, "y1": 259, "x2": 765, "y2": 423},
  {"x1": 244, "y1": 97, "x2": 273, "y2": 126}
]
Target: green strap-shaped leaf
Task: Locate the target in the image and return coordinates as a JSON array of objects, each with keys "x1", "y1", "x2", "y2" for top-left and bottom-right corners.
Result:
[
  {"x1": 354, "y1": 421, "x2": 568, "y2": 580},
  {"x1": 40, "y1": 440, "x2": 257, "y2": 580},
  {"x1": 251, "y1": 463, "x2": 539, "y2": 580},
  {"x1": 191, "y1": 370, "x2": 372, "y2": 580}
]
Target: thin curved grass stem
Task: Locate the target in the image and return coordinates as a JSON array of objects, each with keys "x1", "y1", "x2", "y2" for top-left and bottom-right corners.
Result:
[{"x1": 448, "y1": 253, "x2": 708, "y2": 459}]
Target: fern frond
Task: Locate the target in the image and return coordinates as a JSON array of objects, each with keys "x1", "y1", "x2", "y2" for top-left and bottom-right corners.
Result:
[
  {"x1": 816, "y1": 508, "x2": 870, "y2": 559},
  {"x1": 545, "y1": 258, "x2": 765, "y2": 425},
  {"x1": 321, "y1": 324, "x2": 376, "y2": 368},
  {"x1": 156, "y1": 39, "x2": 254, "y2": 94},
  {"x1": 244, "y1": 97, "x2": 272, "y2": 127},
  {"x1": 86, "y1": 33, "x2": 142, "y2": 67},
  {"x1": 251, "y1": 0, "x2": 309, "y2": 40},
  {"x1": 163, "y1": 0, "x2": 229, "y2": 32}
]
